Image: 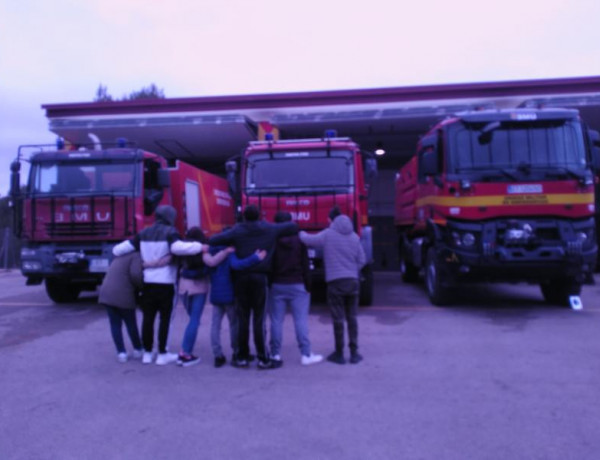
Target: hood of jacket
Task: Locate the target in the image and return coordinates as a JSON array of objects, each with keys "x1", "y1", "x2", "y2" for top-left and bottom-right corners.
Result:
[
  {"x1": 330, "y1": 215, "x2": 354, "y2": 235},
  {"x1": 155, "y1": 205, "x2": 176, "y2": 226}
]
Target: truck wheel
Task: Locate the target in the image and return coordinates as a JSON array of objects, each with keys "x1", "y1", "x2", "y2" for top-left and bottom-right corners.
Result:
[
  {"x1": 425, "y1": 248, "x2": 450, "y2": 306},
  {"x1": 45, "y1": 279, "x2": 81, "y2": 303},
  {"x1": 540, "y1": 278, "x2": 582, "y2": 307},
  {"x1": 359, "y1": 264, "x2": 374, "y2": 306}
]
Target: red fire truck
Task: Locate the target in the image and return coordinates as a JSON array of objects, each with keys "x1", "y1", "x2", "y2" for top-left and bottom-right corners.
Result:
[
  {"x1": 226, "y1": 132, "x2": 377, "y2": 305},
  {"x1": 10, "y1": 141, "x2": 234, "y2": 303},
  {"x1": 395, "y1": 108, "x2": 598, "y2": 306}
]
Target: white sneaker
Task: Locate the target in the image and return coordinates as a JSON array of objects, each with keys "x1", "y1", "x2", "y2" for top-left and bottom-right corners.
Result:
[
  {"x1": 156, "y1": 352, "x2": 178, "y2": 366},
  {"x1": 117, "y1": 352, "x2": 128, "y2": 363},
  {"x1": 301, "y1": 353, "x2": 324, "y2": 366},
  {"x1": 142, "y1": 352, "x2": 154, "y2": 364},
  {"x1": 271, "y1": 354, "x2": 282, "y2": 361},
  {"x1": 131, "y1": 349, "x2": 143, "y2": 360}
]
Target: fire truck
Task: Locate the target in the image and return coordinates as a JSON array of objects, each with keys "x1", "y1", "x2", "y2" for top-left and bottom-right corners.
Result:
[
  {"x1": 395, "y1": 108, "x2": 598, "y2": 306},
  {"x1": 9, "y1": 140, "x2": 234, "y2": 303},
  {"x1": 226, "y1": 132, "x2": 377, "y2": 305}
]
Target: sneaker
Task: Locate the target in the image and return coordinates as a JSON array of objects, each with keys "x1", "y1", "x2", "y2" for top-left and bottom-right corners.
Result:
[
  {"x1": 257, "y1": 359, "x2": 275, "y2": 370},
  {"x1": 142, "y1": 352, "x2": 154, "y2": 364},
  {"x1": 117, "y1": 352, "x2": 128, "y2": 363},
  {"x1": 231, "y1": 358, "x2": 249, "y2": 368},
  {"x1": 301, "y1": 353, "x2": 324, "y2": 366},
  {"x1": 131, "y1": 349, "x2": 143, "y2": 360},
  {"x1": 214, "y1": 355, "x2": 227, "y2": 368},
  {"x1": 270, "y1": 356, "x2": 283, "y2": 369},
  {"x1": 155, "y1": 352, "x2": 178, "y2": 366},
  {"x1": 326, "y1": 351, "x2": 346, "y2": 365},
  {"x1": 177, "y1": 354, "x2": 200, "y2": 367},
  {"x1": 350, "y1": 352, "x2": 363, "y2": 364}
]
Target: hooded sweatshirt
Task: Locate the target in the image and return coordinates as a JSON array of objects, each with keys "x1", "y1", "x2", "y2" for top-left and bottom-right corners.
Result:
[
  {"x1": 271, "y1": 234, "x2": 311, "y2": 289},
  {"x1": 299, "y1": 214, "x2": 366, "y2": 282},
  {"x1": 112, "y1": 205, "x2": 203, "y2": 284}
]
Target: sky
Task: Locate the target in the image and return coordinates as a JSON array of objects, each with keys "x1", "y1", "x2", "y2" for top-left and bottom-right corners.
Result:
[{"x1": 1, "y1": 0, "x2": 599, "y2": 194}]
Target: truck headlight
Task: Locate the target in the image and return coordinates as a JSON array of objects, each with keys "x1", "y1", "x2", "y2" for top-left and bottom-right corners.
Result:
[
  {"x1": 462, "y1": 233, "x2": 476, "y2": 247},
  {"x1": 22, "y1": 261, "x2": 42, "y2": 271},
  {"x1": 450, "y1": 231, "x2": 477, "y2": 249}
]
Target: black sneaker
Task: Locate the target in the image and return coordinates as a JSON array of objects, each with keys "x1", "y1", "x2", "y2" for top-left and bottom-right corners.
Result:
[
  {"x1": 231, "y1": 358, "x2": 249, "y2": 368},
  {"x1": 177, "y1": 354, "x2": 200, "y2": 367},
  {"x1": 350, "y1": 352, "x2": 363, "y2": 364},
  {"x1": 270, "y1": 358, "x2": 283, "y2": 369},
  {"x1": 326, "y1": 351, "x2": 346, "y2": 365},
  {"x1": 257, "y1": 359, "x2": 275, "y2": 370},
  {"x1": 214, "y1": 355, "x2": 227, "y2": 368}
]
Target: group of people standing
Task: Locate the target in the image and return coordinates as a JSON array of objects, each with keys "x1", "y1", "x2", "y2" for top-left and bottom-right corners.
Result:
[{"x1": 99, "y1": 203, "x2": 366, "y2": 369}]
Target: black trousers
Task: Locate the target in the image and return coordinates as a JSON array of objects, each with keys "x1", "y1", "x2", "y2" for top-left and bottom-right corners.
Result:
[
  {"x1": 141, "y1": 283, "x2": 175, "y2": 354},
  {"x1": 234, "y1": 273, "x2": 269, "y2": 362},
  {"x1": 327, "y1": 278, "x2": 359, "y2": 353}
]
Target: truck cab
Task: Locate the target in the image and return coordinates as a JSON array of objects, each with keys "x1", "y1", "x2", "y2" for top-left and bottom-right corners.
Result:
[
  {"x1": 229, "y1": 132, "x2": 377, "y2": 305},
  {"x1": 395, "y1": 109, "x2": 597, "y2": 306}
]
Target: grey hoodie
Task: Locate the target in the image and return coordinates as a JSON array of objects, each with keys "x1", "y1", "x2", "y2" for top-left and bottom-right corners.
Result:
[{"x1": 299, "y1": 215, "x2": 366, "y2": 282}]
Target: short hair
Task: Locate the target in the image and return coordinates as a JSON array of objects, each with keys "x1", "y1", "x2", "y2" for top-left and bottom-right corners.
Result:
[
  {"x1": 274, "y1": 211, "x2": 292, "y2": 223},
  {"x1": 185, "y1": 226, "x2": 208, "y2": 243},
  {"x1": 329, "y1": 206, "x2": 342, "y2": 221},
  {"x1": 243, "y1": 204, "x2": 260, "y2": 222}
]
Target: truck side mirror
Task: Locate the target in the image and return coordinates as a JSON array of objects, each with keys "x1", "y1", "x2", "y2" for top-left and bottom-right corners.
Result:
[
  {"x1": 589, "y1": 129, "x2": 600, "y2": 172},
  {"x1": 157, "y1": 169, "x2": 171, "y2": 188},
  {"x1": 226, "y1": 160, "x2": 238, "y2": 195},
  {"x1": 364, "y1": 157, "x2": 377, "y2": 183}
]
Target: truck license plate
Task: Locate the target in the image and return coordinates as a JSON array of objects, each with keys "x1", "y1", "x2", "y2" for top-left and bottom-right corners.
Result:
[{"x1": 90, "y1": 258, "x2": 110, "y2": 272}]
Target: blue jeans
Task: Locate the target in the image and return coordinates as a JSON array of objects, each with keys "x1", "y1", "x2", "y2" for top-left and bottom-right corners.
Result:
[
  {"x1": 210, "y1": 303, "x2": 238, "y2": 358},
  {"x1": 181, "y1": 293, "x2": 207, "y2": 355},
  {"x1": 269, "y1": 283, "x2": 311, "y2": 357},
  {"x1": 104, "y1": 304, "x2": 142, "y2": 354}
]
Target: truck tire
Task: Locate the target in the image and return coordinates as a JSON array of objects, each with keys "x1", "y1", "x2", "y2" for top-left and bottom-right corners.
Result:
[
  {"x1": 540, "y1": 278, "x2": 582, "y2": 307},
  {"x1": 425, "y1": 248, "x2": 450, "y2": 306},
  {"x1": 359, "y1": 264, "x2": 374, "y2": 306},
  {"x1": 399, "y1": 241, "x2": 419, "y2": 283},
  {"x1": 45, "y1": 279, "x2": 81, "y2": 303}
]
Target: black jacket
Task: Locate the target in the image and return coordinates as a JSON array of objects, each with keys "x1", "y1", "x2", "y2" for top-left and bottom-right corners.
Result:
[
  {"x1": 209, "y1": 220, "x2": 298, "y2": 274},
  {"x1": 271, "y1": 234, "x2": 311, "y2": 291}
]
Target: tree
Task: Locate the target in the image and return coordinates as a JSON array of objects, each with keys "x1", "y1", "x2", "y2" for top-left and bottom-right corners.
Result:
[
  {"x1": 94, "y1": 84, "x2": 113, "y2": 102},
  {"x1": 93, "y1": 83, "x2": 165, "y2": 102},
  {"x1": 125, "y1": 84, "x2": 165, "y2": 100}
]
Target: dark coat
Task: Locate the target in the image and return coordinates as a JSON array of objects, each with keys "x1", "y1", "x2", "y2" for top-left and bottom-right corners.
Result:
[
  {"x1": 208, "y1": 220, "x2": 298, "y2": 274},
  {"x1": 98, "y1": 252, "x2": 143, "y2": 309},
  {"x1": 271, "y1": 234, "x2": 311, "y2": 291}
]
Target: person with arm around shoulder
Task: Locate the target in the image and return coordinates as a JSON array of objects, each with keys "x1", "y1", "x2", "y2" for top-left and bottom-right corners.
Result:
[
  {"x1": 98, "y1": 252, "x2": 144, "y2": 363},
  {"x1": 209, "y1": 246, "x2": 267, "y2": 368},
  {"x1": 112, "y1": 205, "x2": 203, "y2": 366},
  {"x1": 299, "y1": 206, "x2": 366, "y2": 365}
]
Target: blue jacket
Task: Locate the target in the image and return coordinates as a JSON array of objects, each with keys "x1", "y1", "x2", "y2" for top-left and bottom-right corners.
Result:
[{"x1": 209, "y1": 247, "x2": 261, "y2": 305}]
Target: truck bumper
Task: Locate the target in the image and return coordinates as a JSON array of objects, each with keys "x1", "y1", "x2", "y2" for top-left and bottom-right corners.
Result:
[
  {"x1": 437, "y1": 217, "x2": 597, "y2": 283},
  {"x1": 20, "y1": 242, "x2": 115, "y2": 285},
  {"x1": 438, "y1": 246, "x2": 596, "y2": 283}
]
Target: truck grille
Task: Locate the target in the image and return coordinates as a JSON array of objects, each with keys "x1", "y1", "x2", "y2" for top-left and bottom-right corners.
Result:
[{"x1": 45, "y1": 222, "x2": 113, "y2": 237}]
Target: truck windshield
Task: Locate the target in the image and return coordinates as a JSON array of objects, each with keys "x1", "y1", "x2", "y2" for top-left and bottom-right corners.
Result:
[
  {"x1": 447, "y1": 120, "x2": 588, "y2": 179},
  {"x1": 29, "y1": 161, "x2": 138, "y2": 195},
  {"x1": 245, "y1": 150, "x2": 354, "y2": 194}
]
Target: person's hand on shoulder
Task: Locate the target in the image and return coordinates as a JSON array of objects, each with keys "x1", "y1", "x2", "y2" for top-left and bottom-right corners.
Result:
[
  {"x1": 226, "y1": 246, "x2": 236, "y2": 254},
  {"x1": 256, "y1": 249, "x2": 267, "y2": 260}
]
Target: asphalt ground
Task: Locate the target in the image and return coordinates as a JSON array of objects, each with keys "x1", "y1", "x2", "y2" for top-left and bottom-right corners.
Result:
[{"x1": 1, "y1": 270, "x2": 599, "y2": 460}]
